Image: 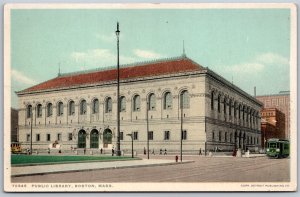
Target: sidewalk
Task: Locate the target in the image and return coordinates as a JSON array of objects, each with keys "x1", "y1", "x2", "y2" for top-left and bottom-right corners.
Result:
[{"x1": 11, "y1": 159, "x2": 193, "y2": 177}]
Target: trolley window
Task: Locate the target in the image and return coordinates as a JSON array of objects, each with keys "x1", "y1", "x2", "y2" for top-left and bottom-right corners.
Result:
[{"x1": 268, "y1": 142, "x2": 277, "y2": 148}]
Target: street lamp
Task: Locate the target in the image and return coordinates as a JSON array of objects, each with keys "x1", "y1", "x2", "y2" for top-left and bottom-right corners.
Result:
[
  {"x1": 146, "y1": 101, "x2": 149, "y2": 159},
  {"x1": 30, "y1": 107, "x2": 33, "y2": 155},
  {"x1": 180, "y1": 93, "x2": 183, "y2": 162},
  {"x1": 116, "y1": 22, "x2": 121, "y2": 156},
  {"x1": 126, "y1": 133, "x2": 134, "y2": 158}
]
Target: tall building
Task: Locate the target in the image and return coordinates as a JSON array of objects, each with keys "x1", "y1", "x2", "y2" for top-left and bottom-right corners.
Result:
[
  {"x1": 11, "y1": 108, "x2": 19, "y2": 142},
  {"x1": 16, "y1": 56, "x2": 262, "y2": 154},
  {"x1": 256, "y1": 91, "x2": 290, "y2": 139},
  {"x1": 260, "y1": 108, "x2": 286, "y2": 149}
]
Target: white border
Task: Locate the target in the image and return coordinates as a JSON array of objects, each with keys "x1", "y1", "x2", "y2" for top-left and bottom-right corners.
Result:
[{"x1": 3, "y1": 3, "x2": 297, "y2": 192}]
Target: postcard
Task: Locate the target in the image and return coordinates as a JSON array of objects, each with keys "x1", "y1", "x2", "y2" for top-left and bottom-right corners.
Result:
[{"x1": 3, "y1": 3, "x2": 297, "y2": 192}]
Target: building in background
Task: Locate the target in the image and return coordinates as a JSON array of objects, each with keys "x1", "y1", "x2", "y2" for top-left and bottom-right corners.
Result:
[
  {"x1": 11, "y1": 108, "x2": 19, "y2": 142},
  {"x1": 256, "y1": 91, "x2": 290, "y2": 139},
  {"x1": 16, "y1": 56, "x2": 262, "y2": 154},
  {"x1": 260, "y1": 108, "x2": 285, "y2": 149}
]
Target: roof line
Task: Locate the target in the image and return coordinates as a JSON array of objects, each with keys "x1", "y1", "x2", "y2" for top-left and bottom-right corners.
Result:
[{"x1": 59, "y1": 55, "x2": 189, "y2": 77}]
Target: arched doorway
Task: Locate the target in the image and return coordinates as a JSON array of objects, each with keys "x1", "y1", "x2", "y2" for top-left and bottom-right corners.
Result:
[
  {"x1": 90, "y1": 129, "x2": 99, "y2": 148},
  {"x1": 78, "y1": 130, "x2": 86, "y2": 148},
  {"x1": 103, "y1": 128, "x2": 112, "y2": 148}
]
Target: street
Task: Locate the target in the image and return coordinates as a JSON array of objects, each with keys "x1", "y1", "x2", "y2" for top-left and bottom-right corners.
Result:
[{"x1": 12, "y1": 155, "x2": 289, "y2": 183}]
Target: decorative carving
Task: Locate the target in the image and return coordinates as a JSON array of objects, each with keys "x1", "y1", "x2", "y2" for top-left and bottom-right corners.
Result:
[
  {"x1": 192, "y1": 84, "x2": 196, "y2": 89},
  {"x1": 142, "y1": 89, "x2": 145, "y2": 93},
  {"x1": 174, "y1": 87, "x2": 178, "y2": 90},
  {"x1": 158, "y1": 88, "x2": 161, "y2": 92},
  {"x1": 128, "y1": 91, "x2": 131, "y2": 95}
]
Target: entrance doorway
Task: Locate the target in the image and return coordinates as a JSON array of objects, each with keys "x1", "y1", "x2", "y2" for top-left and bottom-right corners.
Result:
[
  {"x1": 78, "y1": 130, "x2": 86, "y2": 148},
  {"x1": 103, "y1": 128, "x2": 112, "y2": 148},
  {"x1": 90, "y1": 129, "x2": 99, "y2": 148}
]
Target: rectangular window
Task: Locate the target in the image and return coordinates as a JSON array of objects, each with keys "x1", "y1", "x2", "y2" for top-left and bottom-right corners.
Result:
[
  {"x1": 133, "y1": 132, "x2": 138, "y2": 140},
  {"x1": 164, "y1": 131, "x2": 170, "y2": 140},
  {"x1": 182, "y1": 130, "x2": 187, "y2": 140},
  {"x1": 120, "y1": 132, "x2": 123, "y2": 140},
  {"x1": 36, "y1": 134, "x2": 40, "y2": 142},
  {"x1": 148, "y1": 131, "x2": 153, "y2": 140},
  {"x1": 47, "y1": 134, "x2": 51, "y2": 142},
  {"x1": 57, "y1": 133, "x2": 62, "y2": 141},
  {"x1": 68, "y1": 133, "x2": 73, "y2": 141},
  {"x1": 26, "y1": 134, "x2": 30, "y2": 142}
]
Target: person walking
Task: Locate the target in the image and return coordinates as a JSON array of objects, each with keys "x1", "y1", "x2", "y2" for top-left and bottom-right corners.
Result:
[
  {"x1": 112, "y1": 148, "x2": 115, "y2": 156},
  {"x1": 164, "y1": 148, "x2": 167, "y2": 155}
]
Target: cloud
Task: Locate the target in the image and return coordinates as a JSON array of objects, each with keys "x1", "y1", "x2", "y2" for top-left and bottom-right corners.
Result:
[
  {"x1": 226, "y1": 63, "x2": 265, "y2": 73},
  {"x1": 11, "y1": 69, "x2": 36, "y2": 85},
  {"x1": 95, "y1": 33, "x2": 115, "y2": 42},
  {"x1": 256, "y1": 53, "x2": 289, "y2": 66},
  {"x1": 133, "y1": 49, "x2": 163, "y2": 59},
  {"x1": 223, "y1": 52, "x2": 289, "y2": 74},
  {"x1": 70, "y1": 48, "x2": 136, "y2": 67}
]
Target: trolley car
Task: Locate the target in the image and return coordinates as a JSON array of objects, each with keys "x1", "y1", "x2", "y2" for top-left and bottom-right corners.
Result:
[
  {"x1": 11, "y1": 142, "x2": 22, "y2": 154},
  {"x1": 266, "y1": 138, "x2": 289, "y2": 158}
]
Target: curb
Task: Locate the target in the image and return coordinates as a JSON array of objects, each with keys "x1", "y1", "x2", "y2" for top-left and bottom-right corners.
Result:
[{"x1": 11, "y1": 160, "x2": 194, "y2": 177}]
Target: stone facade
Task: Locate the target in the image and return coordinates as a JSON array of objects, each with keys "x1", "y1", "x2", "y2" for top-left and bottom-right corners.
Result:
[{"x1": 17, "y1": 57, "x2": 262, "y2": 154}]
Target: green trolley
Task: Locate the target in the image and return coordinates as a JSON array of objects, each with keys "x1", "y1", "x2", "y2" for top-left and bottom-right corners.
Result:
[{"x1": 266, "y1": 138, "x2": 290, "y2": 158}]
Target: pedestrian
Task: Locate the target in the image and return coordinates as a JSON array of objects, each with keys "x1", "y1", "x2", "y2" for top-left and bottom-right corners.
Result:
[
  {"x1": 112, "y1": 148, "x2": 114, "y2": 156},
  {"x1": 160, "y1": 148, "x2": 162, "y2": 155},
  {"x1": 199, "y1": 148, "x2": 202, "y2": 155},
  {"x1": 83, "y1": 148, "x2": 86, "y2": 155},
  {"x1": 152, "y1": 149, "x2": 155, "y2": 155},
  {"x1": 164, "y1": 148, "x2": 167, "y2": 155},
  {"x1": 100, "y1": 148, "x2": 103, "y2": 154},
  {"x1": 175, "y1": 155, "x2": 178, "y2": 162},
  {"x1": 144, "y1": 147, "x2": 146, "y2": 155},
  {"x1": 47, "y1": 148, "x2": 50, "y2": 154}
]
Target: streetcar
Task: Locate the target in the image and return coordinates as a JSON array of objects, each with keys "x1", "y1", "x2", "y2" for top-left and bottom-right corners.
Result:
[
  {"x1": 266, "y1": 138, "x2": 289, "y2": 158},
  {"x1": 11, "y1": 142, "x2": 22, "y2": 154}
]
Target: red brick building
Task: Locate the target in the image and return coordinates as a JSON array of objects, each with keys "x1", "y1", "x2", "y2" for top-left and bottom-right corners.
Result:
[
  {"x1": 260, "y1": 108, "x2": 285, "y2": 149},
  {"x1": 256, "y1": 91, "x2": 290, "y2": 139}
]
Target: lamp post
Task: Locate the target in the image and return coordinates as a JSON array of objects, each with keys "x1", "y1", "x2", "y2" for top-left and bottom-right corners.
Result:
[
  {"x1": 146, "y1": 101, "x2": 149, "y2": 159},
  {"x1": 30, "y1": 108, "x2": 33, "y2": 155},
  {"x1": 116, "y1": 22, "x2": 121, "y2": 156},
  {"x1": 180, "y1": 93, "x2": 183, "y2": 162},
  {"x1": 126, "y1": 133, "x2": 134, "y2": 158}
]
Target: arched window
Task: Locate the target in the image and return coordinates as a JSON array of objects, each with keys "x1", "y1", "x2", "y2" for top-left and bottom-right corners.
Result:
[
  {"x1": 148, "y1": 93, "x2": 156, "y2": 110},
  {"x1": 37, "y1": 104, "x2": 42, "y2": 117},
  {"x1": 234, "y1": 102, "x2": 237, "y2": 118},
  {"x1": 212, "y1": 131, "x2": 215, "y2": 141},
  {"x1": 217, "y1": 95, "x2": 221, "y2": 113},
  {"x1": 164, "y1": 92, "x2": 172, "y2": 109},
  {"x1": 211, "y1": 91, "x2": 214, "y2": 110},
  {"x1": 180, "y1": 90, "x2": 189, "y2": 109},
  {"x1": 133, "y1": 95, "x2": 141, "y2": 111},
  {"x1": 47, "y1": 103, "x2": 53, "y2": 117},
  {"x1": 242, "y1": 106, "x2": 245, "y2": 120},
  {"x1": 223, "y1": 98, "x2": 227, "y2": 114},
  {"x1": 229, "y1": 100, "x2": 232, "y2": 116},
  {"x1": 92, "y1": 99, "x2": 99, "y2": 114},
  {"x1": 230, "y1": 133, "x2": 233, "y2": 143},
  {"x1": 69, "y1": 100, "x2": 75, "y2": 115},
  {"x1": 219, "y1": 131, "x2": 222, "y2": 141},
  {"x1": 105, "y1": 97, "x2": 112, "y2": 113},
  {"x1": 57, "y1": 102, "x2": 64, "y2": 116},
  {"x1": 225, "y1": 132, "x2": 227, "y2": 142},
  {"x1": 80, "y1": 100, "x2": 87, "y2": 115},
  {"x1": 239, "y1": 105, "x2": 242, "y2": 119},
  {"x1": 120, "y1": 96, "x2": 126, "y2": 112},
  {"x1": 27, "y1": 105, "x2": 32, "y2": 118}
]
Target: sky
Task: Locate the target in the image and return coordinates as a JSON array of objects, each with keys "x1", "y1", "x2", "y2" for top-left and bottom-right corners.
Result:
[{"x1": 10, "y1": 8, "x2": 291, "y2": 108}]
